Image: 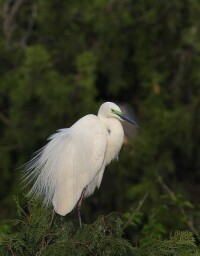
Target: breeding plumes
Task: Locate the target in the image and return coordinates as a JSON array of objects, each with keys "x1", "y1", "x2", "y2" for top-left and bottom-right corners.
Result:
[{"x1": 24, "y1": 102, "x2": 138, "y2": 226}]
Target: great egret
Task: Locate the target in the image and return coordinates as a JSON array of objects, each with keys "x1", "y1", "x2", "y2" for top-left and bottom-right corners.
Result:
[{"x1": 24, "y1": 102, "x2": 138, "y2": 226}]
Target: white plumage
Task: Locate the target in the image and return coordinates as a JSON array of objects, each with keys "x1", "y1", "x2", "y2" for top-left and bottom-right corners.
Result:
[{"x1": 24, "y1": 102, "x2": 137, "y2": 217}]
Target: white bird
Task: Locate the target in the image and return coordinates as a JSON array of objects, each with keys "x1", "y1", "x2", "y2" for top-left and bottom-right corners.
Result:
[{"x1": 24, "y1": 102, "x2": 138, "y2": 226}]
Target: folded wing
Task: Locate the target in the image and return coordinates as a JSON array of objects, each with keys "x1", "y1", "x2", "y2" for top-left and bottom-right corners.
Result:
[{"x1": 24, "y1": 115, "x2": 107, "y2": 215}]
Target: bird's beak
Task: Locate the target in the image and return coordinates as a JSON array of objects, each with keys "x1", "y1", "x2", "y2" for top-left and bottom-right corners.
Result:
[{"x1": 118, "y1": 113, "x2": 139, "y2": 128}]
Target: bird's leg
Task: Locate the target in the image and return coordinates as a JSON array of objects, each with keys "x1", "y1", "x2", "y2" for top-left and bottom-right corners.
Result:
[{"x1": 77, "y1": 186, "x2": 87, "y2": 228}]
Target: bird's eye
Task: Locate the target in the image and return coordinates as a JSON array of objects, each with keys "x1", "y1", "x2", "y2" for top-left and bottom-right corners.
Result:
[{"x1": 111, "y1": 109, "x2": 121, "y2": 115}]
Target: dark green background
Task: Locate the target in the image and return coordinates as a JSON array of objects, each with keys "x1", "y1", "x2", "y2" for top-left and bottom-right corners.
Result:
[{"x1": 0, "y1": 0, "x2": 200, "y2": 241}]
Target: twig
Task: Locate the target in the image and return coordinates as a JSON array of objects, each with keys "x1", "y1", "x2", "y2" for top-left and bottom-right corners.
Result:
[
  {"x1": 123, "y1": 192, "x2": 148, "y2": 229},
  {"x1": 48, "y1": 209, "x2": 55, "y2": 228},
  {"x1": 0, "y1": 111, "x2": 10, "y2": 125},
  {"x1": 156, "y1": 174, "x2": 200, "y2": 239},
  {"x1": 157, "y1": 175, "x2": 177, "y2": 201},
  {"x1": 8, "y1": 244, "x2": 15, "y2": 256},
  {"x1": 36, "y1": 210, "x2": 56, "y2": 255},
  {"x1": 3, "y1": 0, "x2": 24, "y2": 40},
  {"x1": 3, "y1": 0, "x2": 37, "y2": 48},
  {"x1": 20, "y1": 4, "x2": 37, "y2": 47},
  {"x1": 75, "y1": 241, "x2": 95, "y2": 256},
  {"x1": 36, "y1": 233, "x2": 53, "y2": 256}
]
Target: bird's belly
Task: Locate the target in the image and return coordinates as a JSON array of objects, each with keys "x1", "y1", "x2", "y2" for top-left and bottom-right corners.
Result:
[
  {"x1": 86, "y1": 119, "x2": 124, "y2": 196},
  {"x1": 105, "y1": 143, "x2": 122, "y2": 165}
]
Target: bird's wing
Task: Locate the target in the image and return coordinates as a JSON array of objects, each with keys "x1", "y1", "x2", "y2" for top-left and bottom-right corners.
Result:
[{"x1": 24, "y1": 115, "x2": 107, "y2": 215}]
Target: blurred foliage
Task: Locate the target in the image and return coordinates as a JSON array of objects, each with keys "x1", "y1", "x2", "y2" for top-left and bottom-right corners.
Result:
[{"x1": 0, "y1": 0, "x2": 200, "y2": 247}]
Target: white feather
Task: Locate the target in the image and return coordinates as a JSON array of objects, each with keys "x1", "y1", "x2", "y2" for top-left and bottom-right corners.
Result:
[
  {"x1": 24, "y1": 102, "x2": 127, "y2": 216},
  {"x1": 24, "y1": 115, "x2": 107, "y2": 215}
]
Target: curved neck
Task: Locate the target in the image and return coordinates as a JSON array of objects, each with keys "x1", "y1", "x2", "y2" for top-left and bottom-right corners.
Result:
[{"x1": 98, "y1": 116, "x2": 124, "y2": 165}]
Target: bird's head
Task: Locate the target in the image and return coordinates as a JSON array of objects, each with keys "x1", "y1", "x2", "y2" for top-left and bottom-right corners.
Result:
[{"x1": 98, "y1": 102, "x2": 139, "y2": 127}]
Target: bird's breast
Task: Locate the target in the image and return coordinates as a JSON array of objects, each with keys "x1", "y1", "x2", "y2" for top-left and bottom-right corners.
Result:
[{"x1": 104, "y1": 119, "x2": 124, "y2": 165}]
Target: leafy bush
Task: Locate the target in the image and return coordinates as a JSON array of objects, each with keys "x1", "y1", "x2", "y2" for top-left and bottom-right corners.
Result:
[{"x1": 0, "y1": 199, "x2": 199, "y2": 256}]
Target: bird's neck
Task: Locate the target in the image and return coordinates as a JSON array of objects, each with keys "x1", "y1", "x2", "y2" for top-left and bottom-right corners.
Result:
[{"x1": 98, "y1": 116, "x2": 124, "y2": 165}]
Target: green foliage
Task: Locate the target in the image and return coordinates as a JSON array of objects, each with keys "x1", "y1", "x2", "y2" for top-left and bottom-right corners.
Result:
[
  {"x1": 0, "y1": 199, "x2": 133, "y2": 256},
  {"x1": 133, "y1": 231, "x2": 200, "y2": 256},
  {"x1": 0, "y1": 199, "x2": 199, "y2": 256}
]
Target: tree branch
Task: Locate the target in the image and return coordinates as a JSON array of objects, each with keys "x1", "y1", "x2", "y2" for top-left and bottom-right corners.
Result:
[
  {"x1": 3, "y1": 0, "x2": 24, "y2": 41},
  {"x1": 0, "y1": 111, "x2": 10, "y2": 125},
  {"x1": 157, "y1": 174, "x2": 200, "y2": 239},
  {"x1": 123, "y1": 192, "x2": 148, "y2": 229}
]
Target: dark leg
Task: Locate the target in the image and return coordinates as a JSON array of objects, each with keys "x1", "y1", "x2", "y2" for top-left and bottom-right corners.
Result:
[{"x1": 77, "y1": 186, "x2": 87, "y2": 228}]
